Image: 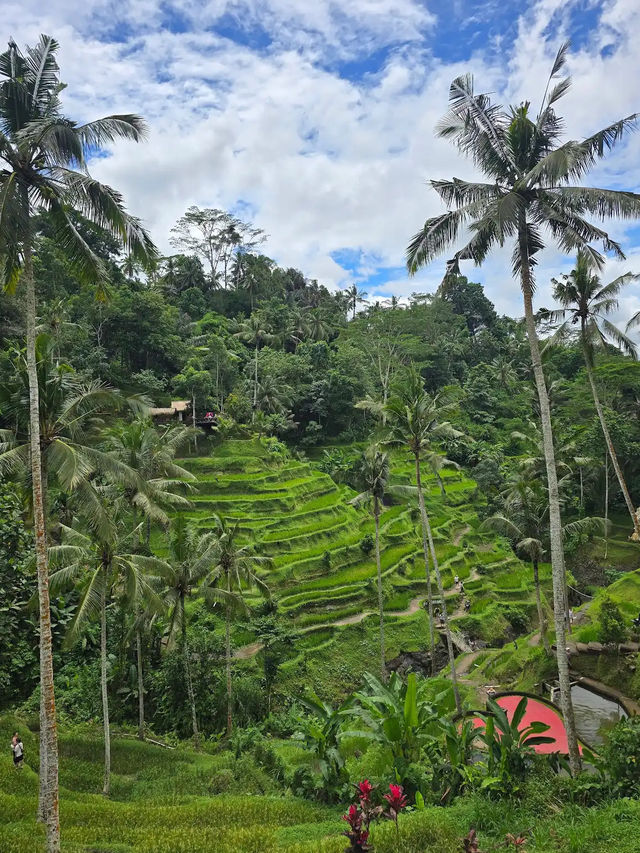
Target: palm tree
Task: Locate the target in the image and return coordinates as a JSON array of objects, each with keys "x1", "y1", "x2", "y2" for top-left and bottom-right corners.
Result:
[
  {"x1": 484, "y1": 475, "x2": 551, "y2": 653},
  {"x1": 105, "y1": 417, "x2": 195, "y2": 541},
  {"x1": 104, "y1": 417, "x2": 195, "y2": 738},
  {"x1": 307, "y1": 309, "x2": 334, "y2": 341},
  {"x1": 49, "y1": 496, "x2": 163, "y2": 796},
  {"x1": 0, "y1": 337, "x2": 145, "y2": 515},
  {"x1": 255, "y1": 374, "x2": 292, "y2": 415},
  {"x1": 234, "y1": 314, "x2": 275, "y2": 421},
  {"x1": 204, "y1": 516, "x2": 269, "y2": 737},
  {"x1": 351, "y1": 446, "x2": 391, "y2": 680},
  {"x1": 361, "y1": 369, "x2": 463, "y2": 705},
  {"x1": 405, "y1": 45, "x2": 640, "y2": 771},
  {"x1": 485, "y1": 472, "x2": 607, "y2": 653},
  {"x1": 345, "y1": 284, "x2": 368, "y2": 320},
  {"x1": 550, "y1": 251, "x2": 640, "y2": 539},
  {"x1": 0, "y1": 37, "x2": 155, "y2": 844},
  {"x1": 160, "y1": 517, "x2": 219, "y2": 749}
]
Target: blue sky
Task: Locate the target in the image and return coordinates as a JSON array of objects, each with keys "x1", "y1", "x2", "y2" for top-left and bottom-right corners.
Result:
[{"x1": 5, "y1": 0, "x2": 640, "y2": 321}]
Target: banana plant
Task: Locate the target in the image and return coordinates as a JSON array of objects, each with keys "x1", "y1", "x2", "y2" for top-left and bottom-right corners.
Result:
[{"x1": 475, "y1": 696, "x2": 554, "y2": 795}]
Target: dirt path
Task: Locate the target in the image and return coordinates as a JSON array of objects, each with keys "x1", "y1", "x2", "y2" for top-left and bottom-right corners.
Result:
[
  {"x1": 235, "y1": 526, "x2": 474, "y2": 660},
  {"x1": 455, "y1": 650, "x2": 482, "y2": 677},
  {"x1": 453, "y1": 524, "x2": 471, "y2": 547}
]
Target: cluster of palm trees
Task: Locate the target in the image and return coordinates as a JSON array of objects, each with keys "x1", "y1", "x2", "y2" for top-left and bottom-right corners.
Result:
[
  {"x1": 406, "y1": 42, "x2": 640, "y2": 773},
  {"x1": 355, "y1": 369, "x2": 464, "y2": 713},
  {"x1": 1, "y1": 344, "x2": 269, "y2": 797}
]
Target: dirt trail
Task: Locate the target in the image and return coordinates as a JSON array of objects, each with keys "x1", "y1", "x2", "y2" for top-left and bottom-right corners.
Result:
[
  {"x1": 454, "y1": 650, "x2": 482, "y2": 677},
  {"x1": 234, "y1": 525, "x2": 473, "y2": 659}
]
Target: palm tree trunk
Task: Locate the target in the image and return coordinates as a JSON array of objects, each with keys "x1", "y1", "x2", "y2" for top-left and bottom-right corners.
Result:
[
  {"x1": 24, "y1": 241, "x2": 61, "y2": 851},
  {"x1": 520, "y1": 239, "x2": 580, "y2": 774},
  {"x1": 100, "y1": 561, "x2": 111, "y2": 797},
  {"x1": 253, "y1": 343, "x2": 259, "y2": 422},
  {"x1": 415, "y1": 457, "x2": 435, "y2": 676},
  {"x1": 416, "y1": 458, "x2": 460, "y2": 711},
  {"x1": 192, "y1": 391, "x2": 198, "y2": 452},
  {"x1": 182, "y1": 620, "x2": 200, "y2": 750},
  {"x1": 579, "y1": 468, "x2": 583, "y2": 515},
  {"x1": 604, "y1": 452, "x2": 609, "y2": 559},
  {"x1": 136, "y1": 626, "x2": 145, "y2": 741},
  {"x1": 373, "y1": 498, "x2": 386, "y2": 680},
  {"x1": 225, "y1": 574, "x2": 233, "y2": 737},
  {"x1": 532, "y1": 559, "x2": 550, "y2": 653},
  {"x1": 584, "y1": 358, "x2": 640, "y2": 540},
  {"x1": 38, "y1": 455, "x2": 49, "y2": 823}
]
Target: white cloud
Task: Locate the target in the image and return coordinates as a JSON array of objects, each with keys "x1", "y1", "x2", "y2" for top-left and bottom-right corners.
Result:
[{"x1": 3, "y1": 0, "x2": 640, "y2": 324}]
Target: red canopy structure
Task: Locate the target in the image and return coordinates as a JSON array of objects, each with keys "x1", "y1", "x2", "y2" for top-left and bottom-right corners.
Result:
[{"x1": 471, "y1": 692, "x2": 586, "y2": 754}]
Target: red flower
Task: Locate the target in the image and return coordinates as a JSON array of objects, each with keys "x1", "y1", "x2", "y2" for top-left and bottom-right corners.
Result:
[
  {"x1": 383, "y1": 783, "x2": 408, "y2": 822},
  {"x1": 343, "y1": 804, "x2": 361, "y2": 827},
  {"x1": 357, "y1": 779, "x2": 374, "y2": 802}
]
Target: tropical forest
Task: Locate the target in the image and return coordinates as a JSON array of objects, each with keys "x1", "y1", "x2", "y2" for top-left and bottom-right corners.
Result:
[{"x1": 3, "y1": 25, "x2": 640, "y2": 853}]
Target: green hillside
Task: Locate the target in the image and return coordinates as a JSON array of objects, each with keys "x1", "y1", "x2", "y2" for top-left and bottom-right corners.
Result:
[{"x1": 158, "y1": 438, "x2": 553, "y2": 698}]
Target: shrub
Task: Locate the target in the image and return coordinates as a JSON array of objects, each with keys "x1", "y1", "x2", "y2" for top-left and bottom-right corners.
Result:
[
  {"x1": 604, "y1": 716, "x2": 640, "y2": 796},
  {"x1": 598, "y1": 597, "x2": 627, "y2": 645},
  {"x1": 360, "y1": 534, "x2": 374, "y2": 556}
]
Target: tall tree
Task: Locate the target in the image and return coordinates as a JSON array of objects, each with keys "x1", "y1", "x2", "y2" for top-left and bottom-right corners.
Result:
[
  {"x1": 204, "y1": 516, "x2": 269, "y2": 737},
  {"x1": 344, "y1": 284, "x2": 368, "y2": 320},
  {"x1": 234, "y1": 314, "x2": 275, "y2": 420},
  {"x1": 550, "y1": 250, "x2": 640, "y2": 539},
  {"x1": 0, "y1": 36, "x2": 155, "y2": 846},
  {"x1": 351, "y1": 445, "x2": 391, "y2": 680},
  {"x1": 49, "y1": 499, "x2": 163, "y2": 796},
  {"x1": 385, "y1": 372, "x2": 462, "y2": 707},
  {"x1": 160, "y1": 517, "x2": 219, "y2": 749},
  {"x1": 406, "y1": 44, "x2": 640, "y2": 771}
]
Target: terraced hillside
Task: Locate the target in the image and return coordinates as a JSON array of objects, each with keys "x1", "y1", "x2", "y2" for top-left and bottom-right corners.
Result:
[{"x1": 169, "y1": 439, "x2": 553, "y2": 697}]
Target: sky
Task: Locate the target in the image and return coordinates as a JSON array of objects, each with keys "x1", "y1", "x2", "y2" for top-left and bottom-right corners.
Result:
[{"x1": 4, "y1": 0, "x2": 640, "y2": 322}]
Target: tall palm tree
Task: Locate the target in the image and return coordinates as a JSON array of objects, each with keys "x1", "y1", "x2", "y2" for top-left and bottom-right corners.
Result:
[
  {"x1": 204, "y1": 516, "x2": 269, "y2": 737},
  {"x1": 105, "y1": 417, "x2": 195, "y2": 540},
  {"x1": 351, "y1": 445, "x2": 391, "y2": 680},
  {"x1": 549, "y1": 250, "x2": 640, "y2": 539},
  {"x1": 0, "y1": 337, "x2": 144, "y2": 512},
  {"x1": 0, "y1": 37, "x2": 155, "y2": 845},
  {"x1": 345, "y1": 284, "x2": 368, "y2": 320},
  {"x1": 49, "y1": 496, "x2": 163, "y2": 796},
  {"x1": 234, "y1": 314, "x2": 275, "y2": 421},
  {"x1": 255, "y1": 374, "x2": 292, "y2": 415},
  {"x1": 485, "y1": 472, "x2": 607, "y2": 653},
  {"x1": 104, "y1": 416, "x2": 195, "y2": 738},
  {"x1": 160, "y1": 517, "x2": 219, "y2": 749},
  {"x1": 405, "y1": 45, "x2": 640, "y2": 771},
  {"x1": 360, "y1": 370, "x2": 463, "y2": 705}
]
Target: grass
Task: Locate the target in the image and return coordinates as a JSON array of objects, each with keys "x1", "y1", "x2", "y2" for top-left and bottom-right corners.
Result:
[{"x1": 3, "y1": 712, "x2": 640, "y2": 853}]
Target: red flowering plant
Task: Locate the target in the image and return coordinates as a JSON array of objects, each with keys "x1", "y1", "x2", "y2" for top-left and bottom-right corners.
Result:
[
  {"x1": 342, "y1": 780, "x2": 383, "y2": 852},
  {"x1": 382, "y1": 783, "x2": 408, "y2": 845}
]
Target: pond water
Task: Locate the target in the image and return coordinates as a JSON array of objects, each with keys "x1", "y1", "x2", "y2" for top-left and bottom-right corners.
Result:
[{"x1": 554, "y1": 684, "x2": 627, "y2": 746}]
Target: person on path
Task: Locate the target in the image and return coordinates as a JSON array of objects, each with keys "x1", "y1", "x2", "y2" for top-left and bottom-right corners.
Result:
[{"x1": 12, "y1": 736, "x2": 24, "y2": 769}]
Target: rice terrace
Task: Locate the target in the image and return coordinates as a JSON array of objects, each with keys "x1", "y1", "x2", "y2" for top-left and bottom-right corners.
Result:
[{"x1": 2, "y1": 3, "x2": 640, "y2": 852}]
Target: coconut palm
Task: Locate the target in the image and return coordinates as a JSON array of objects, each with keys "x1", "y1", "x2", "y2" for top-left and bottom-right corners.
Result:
[
  {"x1": 104, "y1": 417, "x2": 195, "y2": 540},
  {"x1": 160, "y1": 517, "x2": 219, "y2": 749},
  {"x1": 49, "y1": 495, "x2": 164, "y2": 796},
  {"x1": 306, "y1": 309, "x2": 334, "y2": 342},
  {"x1": 360, "y1": 369, "x2": 463, "y2": 706},
  {"x1": 0, "y1": 36, "x2": 155, "y2": 843},
  {"x1": 204, "y1": 516, "x2": 270, "y2": 737},
  {"x1": 234, "y1": 314, "x2": 275, "y2": 420},
  {"x1": 345, "y1": 284, "x2": 368, "y2": 320},
  {"x1": 255, "y1": 374, "x2": 292, "y2": 415},
  {"x1": 549, "y1": 250, "x2": 640, "y2": 539},
  {"x1": 351, "y1": 446, "x2": 391, "y2": 680},
  {"x1": 406, "y1": 45, "x2": 640, "y2": 771},
  {"x1": 485, "y1": 472, "x2": 608, "y2": 653},
  {"x1": 0, "y1": 336, "x2": 143, "y2": 533}
]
